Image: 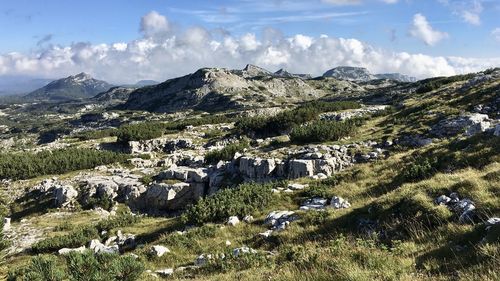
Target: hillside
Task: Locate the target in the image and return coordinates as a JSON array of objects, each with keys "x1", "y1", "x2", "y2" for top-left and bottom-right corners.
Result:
[
  {"x1": 25, "y1": 73, "x2": 113, "y2": 101},
  {"x1": 0, "y1": 68, "x2": 498, "y2": 281}
]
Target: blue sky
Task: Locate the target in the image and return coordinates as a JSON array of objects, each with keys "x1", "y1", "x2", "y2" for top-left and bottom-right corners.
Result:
[{"x1": 0, "y1": 0, "x2": 499, "y2": 83}]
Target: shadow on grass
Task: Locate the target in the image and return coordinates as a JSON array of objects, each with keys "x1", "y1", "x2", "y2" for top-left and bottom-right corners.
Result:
[{"x1": 10, "y1": 190, "x2": 53, "y2": 220}]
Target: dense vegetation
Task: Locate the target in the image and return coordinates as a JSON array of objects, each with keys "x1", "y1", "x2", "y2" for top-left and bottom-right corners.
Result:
[
  {"x1": 182, "y1": 182, "x2": 277, "y2": 225},
  {"x1": 290, "y1": 118, "x2": 363, "y2": 144},
  {"x1": 0, "y1": 148, "x2": 129, "y2": 180},
  {"x1": 116, "y1": 123, "x2": 166, "y2": 143},
  {"x1": 8, "y1": 252, "x2": 144, "y2": 281},
  {"x1": 236, "y1": 101, "x2": 360, "y2": 137}
]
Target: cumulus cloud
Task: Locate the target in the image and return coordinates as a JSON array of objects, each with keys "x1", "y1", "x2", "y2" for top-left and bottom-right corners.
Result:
[
  {"x1": 0, "y1": 11, "x2": 498, "y2": 84},
  {"x1": 409, "y1": 13, "x2": 449, "y2": 46},
  {"x1": 140, "y1": 11, "x2": 170, "y2": 37}
]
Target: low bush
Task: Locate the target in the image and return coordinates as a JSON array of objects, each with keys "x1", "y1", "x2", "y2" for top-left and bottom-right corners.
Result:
[
  {"x1": 182, "y1": 182, "x2": 277, "y2": 225},
  {"x1": 74, "y1": 128, "x2": 117, "y2": 141},
  {"x1": 8, "y1": 252, "x2": 144, "y2": 281},
  {"x1": 401, "y1": 156, "x2": 439, "y2": 182},
  {"x1": 115, "y1": 122, "x2": 165, "y2": 143},
  {"x1": 289, "y1": 119, "x2": 363, "y2": 144},
  {"x1": 0, "y1": 148, "x2": 129, "y2": 180},
  {"x1": 31, "y1": 226, "x2": 98, "y2": 254},
  {"x1": 204, "y1": 140, "x2": 250, "y2": 164}
]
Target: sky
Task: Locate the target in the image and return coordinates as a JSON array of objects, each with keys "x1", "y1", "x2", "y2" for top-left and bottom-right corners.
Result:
[{"x1": 0, "y1": 0, "x2": 499, "y2": 83}]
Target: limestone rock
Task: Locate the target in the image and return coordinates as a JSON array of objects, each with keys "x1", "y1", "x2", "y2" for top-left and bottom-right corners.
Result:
[
  {"x1": 53, "y1": 186, "x2": 78, "y2": 208},
  {"x1": 151, "y1": 245, "x2": 170, "y2": 257},
  {"x1": 58, "y1": 246, "x2": 86, "y2": 255},
  {"x1": 330, "y1": 196, "x2": 351, "y2": 209},
  {"x1": 227, "y1": 216, "x2": 240, "y2": 226}
]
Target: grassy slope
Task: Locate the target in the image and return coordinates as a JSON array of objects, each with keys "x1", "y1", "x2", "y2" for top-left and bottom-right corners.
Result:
[{"x1": 3, "y1": 73, "x2": 500, "y2": 280}]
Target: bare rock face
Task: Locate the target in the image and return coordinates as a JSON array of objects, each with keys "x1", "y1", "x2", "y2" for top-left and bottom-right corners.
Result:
[
  {"x1": 125, "y1": 138, "x2": 194, "y2": 154},
  {"x1": 288, "y1": 159, "x2": 315, "y2": 178},
  {"x1": 53, "y1": 186, "x2": 78, "y2": 208},
  {"x1": 431, "y1": 113, "x2": 491, "y2": 137},
  {"x1": 136, "y1": 182, "x2": 193, "y2": 211}
]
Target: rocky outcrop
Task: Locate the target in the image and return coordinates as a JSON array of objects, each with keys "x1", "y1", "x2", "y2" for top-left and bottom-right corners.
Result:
[
  {"x1": 431, "y1": 113, "x2": 492, "y2": 137},
  {"x1": 125, "y1": 138, "x2": 194, "y2": 154},
  {"x1": 320, "y1": 105, "x2": 389, "y2": 121},
  {"x1": 53, "y1": 186, "x2": 78, "y2": 208},
  {"x1": 81, "y1": 173, "x2": 144, "y2": 203}
]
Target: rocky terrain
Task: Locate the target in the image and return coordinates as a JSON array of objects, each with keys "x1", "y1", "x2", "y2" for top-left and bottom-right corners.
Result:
[{"x1": 0, "y1": 66, "x2": 498, "y2": 281}]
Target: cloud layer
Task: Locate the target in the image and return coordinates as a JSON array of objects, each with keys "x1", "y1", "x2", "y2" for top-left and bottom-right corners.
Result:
[{"x1": 0, "y1": 11, "x2": 498, "y2": 84}]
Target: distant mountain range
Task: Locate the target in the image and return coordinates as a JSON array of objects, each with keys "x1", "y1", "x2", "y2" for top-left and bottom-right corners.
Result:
[
  {"x1": 0, "y1": 76, "x2": 54, "y2": 96},
  {"x1": 323, "y1": 66, "x2": 417, "y2": 82},
  {"x1": 25, "y1": 73, "x2": 114, "y2": 101},
  {"x1": 8, "y1": 65, "x2": 416, "y2": 106}
]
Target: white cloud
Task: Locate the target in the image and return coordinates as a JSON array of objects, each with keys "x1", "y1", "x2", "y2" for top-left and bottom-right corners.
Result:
[
  {"x1": 381, "y1": 0, "x2": 398, "y2": 3},
  {"x1": 140, "y1": 11, "x2": 170, "y2": 37},
  {"x1": 492, "y1": 28, "x2": 500, "y2": 42},
  {"x1": 0, "y1": 11, "x2": 498, "y2": 84},
  {"x1": 409, "y1": 13, "x2": 449, "y2": 46},
  {"x1": 438, "y1": 0, "x2": 483, "y2": 25}
]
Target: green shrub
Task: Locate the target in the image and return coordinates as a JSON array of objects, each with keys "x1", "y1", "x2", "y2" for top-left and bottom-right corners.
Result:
[
  {"x1": 74, "y1": 128, "x2": 117, "y2": 141},
  {"x1": 0, "y1": 148, "x2": 129, "y2": 180},
  {"x1": 66, "y1": 251, "x2": 144, "y2": 281},
  {"x1": 95, "y1": 212, "x2": 140, "y2": 232},
  {"x1": 204, "y1": 140, "x2": 250, "y2": 164},
  {"x1": 182, "y1": 182, "x2": 276, "y2": 225},
  {"x1": 84, "y1": 194, "x2": 114, "y2": 211},
  {"x1": 236, "y1": 101, "x2": 361, "y2": 138},
  {"x1": 31, "y1": 226, "x2": 99, "y2": 254},
  {"x1": 200, "y1": 250, "x2": 271, "y2": 273},
  {"x1": 401, "y1": 156, "x2": 439, "y2": 182},
  {"x1": 9, "y1": 252, "x2": 145, "y2": 281},
  {"x1": 289, "y1": 119, "x2": 362, "y2": 144},
  {"x1": 8, "y1": 255, "x2": 65, "y2": 281},
  {"x1": 115, "y1": 123, "x2": 165, "y2": 142}
]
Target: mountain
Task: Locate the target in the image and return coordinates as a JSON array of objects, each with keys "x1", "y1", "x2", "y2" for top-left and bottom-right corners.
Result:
[
  {"x1": 25, "y1": 72, "x2": 113, "y2": 101},
  {"x1": 374, "y1": 73, "x2": 417, "y2": 82},
  {"x1": 122, "y1": 66, "x2": 326, "y2": 113},
  {"x1": 92, "y1": 86, "x2": 135, "y2": 106},
  {"x1": 323, "y1": 66, "x2": 416, "y2": 82},
  {"x1": 0, "y1": 76, "x2": 54, "y2": 96},
  {"x1": 238, "y1": 64, "x2": 273, "y2": 78},
  {"x1": 274, "y1": 69, "x2": 312, "y2": 79},
  {"x1": 134, "y1": 80, "x2": 160, "y2": 87}
]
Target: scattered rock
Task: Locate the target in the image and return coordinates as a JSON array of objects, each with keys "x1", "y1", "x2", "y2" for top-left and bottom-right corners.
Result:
[
  {"x1": 227, "y1": 216, "x2": 240, "y2": 226},
  {"x1": 300, "y1": 198, "x2": 327, "y2": 210},
  {"x1": 233, "y1": 246, "x2": 257, "y2": 257},
  {"x1": 330, "y1": 196, "x2": 351, "y2": 209},
  {"x1": 53, "y1": 185, "x2": 78, "y2": 208},
  {"x1": 243, "y1": 215, "x2": 254, "y2": 223},
  {"x1": 58, "y1": 246, "x2": 86, "y2": 255},
  {"x1": 3, "y1": 218, "x2": 11, "y2": 231},
  {"x1": 155, "y1": 268, "x2": 174, "y2": 277},
  {"x1": 150, "y1": 245, "x2": 170, "y2": 257}
]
